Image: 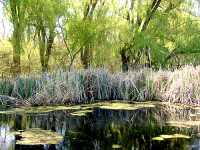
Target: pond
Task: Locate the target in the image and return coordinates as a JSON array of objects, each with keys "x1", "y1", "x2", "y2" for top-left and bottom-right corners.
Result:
[{"x1": 0, "y1": 101, "x2": 200, "y2": 150}]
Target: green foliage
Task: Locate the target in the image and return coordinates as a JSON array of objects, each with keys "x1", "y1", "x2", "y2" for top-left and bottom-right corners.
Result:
[
  {"x1": 27, "y1": 0, "x2": 67, "y2": 29},
  {"x1": 0, "y1": 80, "x2": 13, "y2": 96},
  {"x1": 1, "y1": 0, "x2": 200, "y2": 72},
  {"x1": 13, "y1": 78, "x2": 37, "y2": 99}
]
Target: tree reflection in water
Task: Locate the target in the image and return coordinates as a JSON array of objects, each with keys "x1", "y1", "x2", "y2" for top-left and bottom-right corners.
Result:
[{"x1": 0, "y1": 103, "x2": 199, "y2": 150}]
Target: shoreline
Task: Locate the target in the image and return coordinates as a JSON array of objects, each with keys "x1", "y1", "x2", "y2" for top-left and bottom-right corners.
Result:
[{"x1": 0, "y1": 96, "x2": 200, "y2": 110}]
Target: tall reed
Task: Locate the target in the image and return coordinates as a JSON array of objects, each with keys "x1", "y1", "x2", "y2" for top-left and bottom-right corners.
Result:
[{"x1": 1, "y1": 66, "x2": 200, "y2": 106}]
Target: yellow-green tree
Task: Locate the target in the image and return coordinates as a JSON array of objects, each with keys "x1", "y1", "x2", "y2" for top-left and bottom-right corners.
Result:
[
  {"x1": 26, "y1": 0, "x2": 67, "y2": 72},
  {"x1": 4, "y1": 0, "x2": 29, "y2": 74}
]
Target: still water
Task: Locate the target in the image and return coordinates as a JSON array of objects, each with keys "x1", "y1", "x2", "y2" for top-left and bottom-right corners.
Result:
[{"x1": 0, "y1": 102, "x2": 200, "y2": 150}]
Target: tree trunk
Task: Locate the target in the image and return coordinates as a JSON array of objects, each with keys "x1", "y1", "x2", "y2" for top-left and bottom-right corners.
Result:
[
  {"x1": 139, "y1": 0, "x2": 162, "y2": 32},
  {"x1": 145, "y1": 47, "x2": 152, "y2": 68},
  {"x1": 80, "y1": 0, "x2": 98, "y2": 69},
  {"x1": 38, "y1": 25, "x2": 55, "y2": 72},
  {"x1": 12, "y1": 25, "x2": 21, "y2": 74},
  {"x1": 43, "y1": 30, "x2": 55, "y2": 72},
  {"x1": 13, "y1": 50, "x2": 21, "y2": 74},
  {"x1": 119, "y1": 0, "x2": 162, "y2": 72},
  {"x1": 38, "y1": 26, "x2": 46, "y2": 72},
  {"x1": 120, "y1": 48, "x2": 130, "y2": 72},
  {"x1": 10, "y1": 0, "x2": 23, "y2": 75},
  {"x1": 81, "y1": 46, "x2": 90, "y2": 69}
]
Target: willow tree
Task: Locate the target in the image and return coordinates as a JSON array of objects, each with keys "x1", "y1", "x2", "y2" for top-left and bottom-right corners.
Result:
[
  {"x1": 131, "y1": 0, "x2": 198, "y2": 68},
  {"x1": 64, "y1": 0, "x2": 113, "y2": 69},
  {"x1": 116, "y1": 0, "x2": 188, "y2": 71},
  {"x1": 4, "y1": 0, "x2": 28, "y2": 74},
  {"x1": 27, "y1": 0, "x2": 67, "y2": 72},
  {"x1": 162, "y1": 14, "x2": 200, "y2": 67},
  {"x1": 80, "y1": 0, "x2": 99, "y2": 68}
]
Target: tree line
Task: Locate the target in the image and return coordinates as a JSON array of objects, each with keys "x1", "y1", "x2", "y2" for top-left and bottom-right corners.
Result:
[{"x1": 1, "y1": 0, "x2": 200, "y2": 74}]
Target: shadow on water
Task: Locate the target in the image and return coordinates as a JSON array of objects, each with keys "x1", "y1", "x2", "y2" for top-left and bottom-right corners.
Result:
[{"x1": 0, "y1": 102, "x2": 200, "y2": 150}]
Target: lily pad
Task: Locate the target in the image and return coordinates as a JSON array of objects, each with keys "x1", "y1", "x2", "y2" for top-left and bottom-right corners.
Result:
[{"x1": 13, "y1": 128, "x2": 63, "y2": 145}]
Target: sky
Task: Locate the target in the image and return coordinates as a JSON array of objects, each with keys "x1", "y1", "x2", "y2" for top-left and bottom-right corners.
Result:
[
  {"x1": 192, "y1": 0, "x2": 200, "y2": 16},
  {"x1": 0, "y1": 0, "x2": 200, "y2": 39},
  {"x1": 0, "y1": 3, "x2": 12, "y2": 38}
]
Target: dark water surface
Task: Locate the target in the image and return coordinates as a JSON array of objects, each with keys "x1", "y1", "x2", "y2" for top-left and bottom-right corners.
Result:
[{"x1": 0, "y1": 102, "x2": 200, "y2": 150}]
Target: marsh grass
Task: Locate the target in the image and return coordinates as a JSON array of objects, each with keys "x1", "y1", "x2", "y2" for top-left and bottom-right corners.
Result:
[
  {"x1": 1, "y1": 65, "x2": 200, "y2": 106},
  {"x1": 151, "y1": 65, "x2": 200, "y2": 105}
]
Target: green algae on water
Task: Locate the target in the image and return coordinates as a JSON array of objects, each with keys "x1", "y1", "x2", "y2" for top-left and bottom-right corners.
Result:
[
  {"x1": 70, "y1": 109, "x2": 93, "y2": 116},
  {"x1": 0, "y1": 101, "x2": 158, "y2": 114},
  {"x1": 14, "y1": 128, "x2": 63, "y2": 145},
  {"x1": 166, "y1": 121, "x2": 200, "y2": 128},
  {"x1": 152, "y1": 134, "x2": 190, "y2": 141},
  {"x1": 0, "y1": 105, "x2": 83, "y2": 114},
  {"x1": 112, "y1": 144, "x2": 122, "y2": 149},
  {"x1": 152, "y1": 137, "x2": 164, "y2": 141},
  {"x1": 98, "y1": 102, "x2": 156, "y2": 110}
]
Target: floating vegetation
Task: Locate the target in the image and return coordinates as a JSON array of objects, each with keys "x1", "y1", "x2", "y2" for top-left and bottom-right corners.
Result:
[
  {"x1": 70, "y1": 109, "x2": 93, "y2": 116},
  {"x1": 0, "y1": 101, "x2": 160, "y2": 114},
  {"x1": 160, "y1": 135, "x2": 174, "y2": 139},
  {"x1": 166, "y1": 121, "x2": 200, "y2": 128},
  {"x1": 112, "y1": 144, "x2": 122, "y2": 149},
  {"x1": 0, "y1": 105, "x2": 82, "y2": 114},
  {"x1": 98, "y1": 102, "x2": 156, "y2": 110},
  {"x1": 0, "y1": 100, "x2": 198, "y2": 149},
  {"x1": 152, "y1": 134, "x2": 190, "y2": 141},
  {"x1": 14, "y1": 128, "x2": 63, "y2": 145},
  {"x1": 152, "y1": 137, "x2": 164, "y2": 141},
  {"x1": 172, "y1": 134, "x2": 191, "y2": 139}
]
